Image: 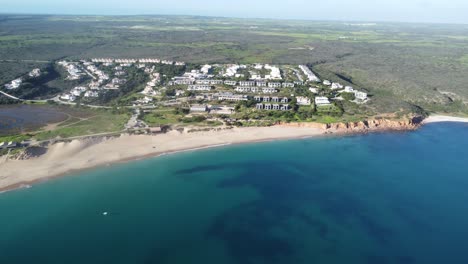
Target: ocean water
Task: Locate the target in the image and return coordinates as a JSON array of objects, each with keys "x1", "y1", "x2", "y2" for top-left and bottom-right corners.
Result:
[{"x1": 1, "y1": 123, "x2": 468, "y2": 264}]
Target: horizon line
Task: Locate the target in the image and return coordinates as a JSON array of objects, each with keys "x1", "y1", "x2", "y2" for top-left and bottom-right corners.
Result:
[{"x1": 1, "y1": 12, "x2": 468, "y2": 26}]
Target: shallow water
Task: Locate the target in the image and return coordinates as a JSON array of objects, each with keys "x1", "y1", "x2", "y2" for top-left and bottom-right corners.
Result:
[
  {"x1": 0, "y1": 123, "x2": 468, "y2": 264},
  {"x1": 0, "y1": 104, "x2": 67, "y2": 135}
]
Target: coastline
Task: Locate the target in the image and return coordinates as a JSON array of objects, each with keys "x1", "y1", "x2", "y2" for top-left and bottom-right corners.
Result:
[
  {"x1": 1, "y1": 115, "x2": 468, "y2": 193},
  {"x1": 422, "y1": 115, "x2": 468, "y2": 124},
  {"x1": 0, "y1": 126, "x2": 325, "y2": 193}
]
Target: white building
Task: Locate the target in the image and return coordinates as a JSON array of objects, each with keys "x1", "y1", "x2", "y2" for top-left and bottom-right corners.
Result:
[
  {"x1": 355, "y1": 91, "x2": 368, "y2": 100},
  {"x1": 268, "y1": 82, "x2": 282, "y2": 88},
  {"x1": 190, "y1": 105, "x2": 208, "y2": 112},
  {"x1": 262, "y1": 88, "x2": 277, "y2": 94},
  {"x1": 264, "y1": 64, "x2": 282, "y2": 80},
  {"x1": 331, "y1": 82, "x2": 344, "y2": 90},
  {"x1": 215, "y1": 93, "x2": 248, "y2": 101},
  {"x1": 239, "y1": 81, "x2": 256, "y2": 87},
  {"x1": 296, "y1": 96, "x2": 312, "y2": 106},
  {"x1": 188, "y1": 85, "x2": 212, "y2": 91},
  {"x1": 235, "y1": 87, "x2": 252, "y2": 93},
  {"x1": 4, "y1": 78, "x2": 22, "y2": 89},
  {"x1": 196, "y1": 80, "x2": 223, "y2": 85},
  {"x1": 200, "y1": 65, "x2": 211, "y2": 74},
  {"x1": 84, "y1": 91, "x2": 99, "y2": 98},
  {"x1": 29, "y1": 68, "x2": 41, "y2": 78},
  {"x1": 309, "y1": 87, "x2": 318, "y2": 94},
  {"x1": 299, "y1": 65, "x2": 320, "y2": 82},
  {"x1": 323, "y1": 80, "x2": 331, "y2": 86},
  {"x1": 71, "y1": 86, "x2": 87, "y2": 96},
  {"x1": 60, "y1": 94, "x2": 76, "y2": 101},
  {"x1": 315, "y1": 96, "x2": 331, "y2": 106},
  {"x1": 344, "y1": 86, "x2": 354, "y2": 93},
  {"x1": 224, "y1": 80, "x2": 237, "y2": 86}
]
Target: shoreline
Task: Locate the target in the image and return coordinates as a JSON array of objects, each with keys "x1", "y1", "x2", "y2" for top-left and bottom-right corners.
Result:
[
  {"x1": 1, "y1": 115, "x2": 468, "y2": 194},
  {"x1": 0, "y1": 126, "x2": 327, "y2": 193},
  {"x1": 422, "y1": 115, "x2": 468, "y2": 124}
]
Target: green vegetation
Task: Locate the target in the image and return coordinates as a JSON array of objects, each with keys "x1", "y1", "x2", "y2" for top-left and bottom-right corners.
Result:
[
  {"x1": 1, "y1": 14, "x2": 468, "y2": 129},
  {"x1": 34, "y1": 109, "x2": 129, "y2": 141}
]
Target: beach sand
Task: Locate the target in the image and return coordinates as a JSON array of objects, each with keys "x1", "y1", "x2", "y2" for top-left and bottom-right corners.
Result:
[
  {"x1": 422, "y1": 115, "x2": 468, "y2": 124},
  {"x1": 0, "y1": 126, "x2": 324, "y2": 192},
  {"x1": 2, "y1": 114, "x2": 468, "y2": 193}
]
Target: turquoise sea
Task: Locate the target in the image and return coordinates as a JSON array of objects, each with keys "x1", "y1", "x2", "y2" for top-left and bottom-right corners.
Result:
[{"x1": 1, "y1": 123, "x2": 468, "y2": 264}]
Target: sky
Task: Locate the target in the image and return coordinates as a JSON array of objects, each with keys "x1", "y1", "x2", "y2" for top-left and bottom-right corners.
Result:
[{"x1": 1, "y1": 0, "x2": 468, "y2": 24}]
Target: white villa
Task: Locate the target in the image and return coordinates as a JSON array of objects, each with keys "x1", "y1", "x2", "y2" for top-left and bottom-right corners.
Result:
[
  {"x1": 299, "y1": 65, "x2": 320, "y2": 82},
  {"x1": 190, "y1": 104, "x2": 208, "y2": 112},
  {"x1": 355, "y1": 91, "x2": 368, "y2": 100},
  {"x1": 331, "y1": 82, "x2": 344, "y2": 90},
  {"x1": 268, "y1": 82, "x2": 282, "y2": 88},
  {"x1": 60, "y1": 94, "x2": 76, "y2": 101},
  {"x1": 188, "y1": 85, "x2": 213, "y2": 91},
  {"x1": 315, "y1": 96, "x2": 331, "y2": 106},
  {"x1": 296, "y1": 96, "x2": 312, "y2": 105}
]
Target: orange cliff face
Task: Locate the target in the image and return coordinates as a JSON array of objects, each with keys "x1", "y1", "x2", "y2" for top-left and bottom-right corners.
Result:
[{"x1": 276, "y1": 115, "x2": 425, "y2": 134}]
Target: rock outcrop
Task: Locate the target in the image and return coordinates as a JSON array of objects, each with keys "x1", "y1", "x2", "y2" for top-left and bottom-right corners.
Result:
[{"x1": 277, "y1": 115, "x2": 425, "y2": 135}]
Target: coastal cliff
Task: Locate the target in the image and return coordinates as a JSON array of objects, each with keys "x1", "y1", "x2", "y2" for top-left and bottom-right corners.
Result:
[{"x1": 278, "y1": 116, "x2": 425, "y2": 134}]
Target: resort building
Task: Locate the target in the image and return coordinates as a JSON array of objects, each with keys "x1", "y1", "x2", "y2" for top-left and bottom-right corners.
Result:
[
  {"x1": 268, "y1": 82, "x2": 282, "y2": 88},
  {"x1": 299, "y1": 65, "x2": 320, "y2": 82},
  {"x1": 215, "y1": 93, "x2": 249, "y2": 101},
  {"x1": 344, "y1": 86, "x2": 354, "y2": 93},
  {"x1": 239, "y1": 81, "x2": 256, "y2": 87},
  {"x1": 315, "y1": 96, "x2": 331, "y2": 106},
  {"x1": 262, "y1": 88, "x2": 277, "y2": 94},
  {"x1": 355, "y1": 91, "x2": 368, "y2": 100},
  {"x1": 235, "y1": 87, "x2": 251, "y2": 93},
  {"x1": 29, "y1": 68, "x2": 41, "y2": 78},
  {"x1": 190, "y1": 105, "x2": 208, "y2": 112},
  {"x1": 296, "y1": 96, "x2": 312, "y2": 105},
  {"x1": 84, "y1": 91, "x2": 99, "y2": 98},
  {"x1": 281, "y1": 105, "x2": 290, "y2": 111},
  {"x1": 255, "y1": 103, "x2": 289, "y2": 111},
  {"x1": 188, "y1": 85, "x2": 213, "y2": 91},
  {"x1": 331, "y1": 82, "x2": 344, "y2": 90},
  {"x1": 224, "y1": 80, "x2": 237, "y2": 86},
  {"x1": 282, "y1": 82, "x2": 295, "y2": 88},
  {"x1": 196, "y1": 80, "x2": 223, "y2": 85},
  {"x1": 200, "y1": 65, "x2": 212, "y2": 74},
  {"x1": 60, "y1": 94, "x2": 77, "y2": 101}
]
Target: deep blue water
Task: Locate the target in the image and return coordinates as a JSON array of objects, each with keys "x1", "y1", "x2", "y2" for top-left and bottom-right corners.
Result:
[{"x1": 1, "y1": 123, "x2": 468, "y2": 264}]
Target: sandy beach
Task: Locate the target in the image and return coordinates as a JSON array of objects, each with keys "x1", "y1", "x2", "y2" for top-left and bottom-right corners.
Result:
[
  {"x1": 1, "y1": 114, "x2": 468, "y2": 193},
  {"x1": 0, "y1": 126, "x2": 324, "y2": 192},
  {"x1": 422, "y1": 115, "x2": 468, "y2": 124}
]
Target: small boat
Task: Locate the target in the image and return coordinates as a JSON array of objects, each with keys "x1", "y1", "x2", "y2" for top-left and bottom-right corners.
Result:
[{"x1": 102, "y1": 212, "x2": 108, "y2": 216}]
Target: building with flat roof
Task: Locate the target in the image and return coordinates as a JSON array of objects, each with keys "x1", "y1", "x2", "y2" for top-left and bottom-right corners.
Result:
[
  {"x1": 190, "y1": 105, "x2": 208, "y2": 112},
  {"x1": 315, "y1": 96, "x2": 331, "y2": 106}
]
